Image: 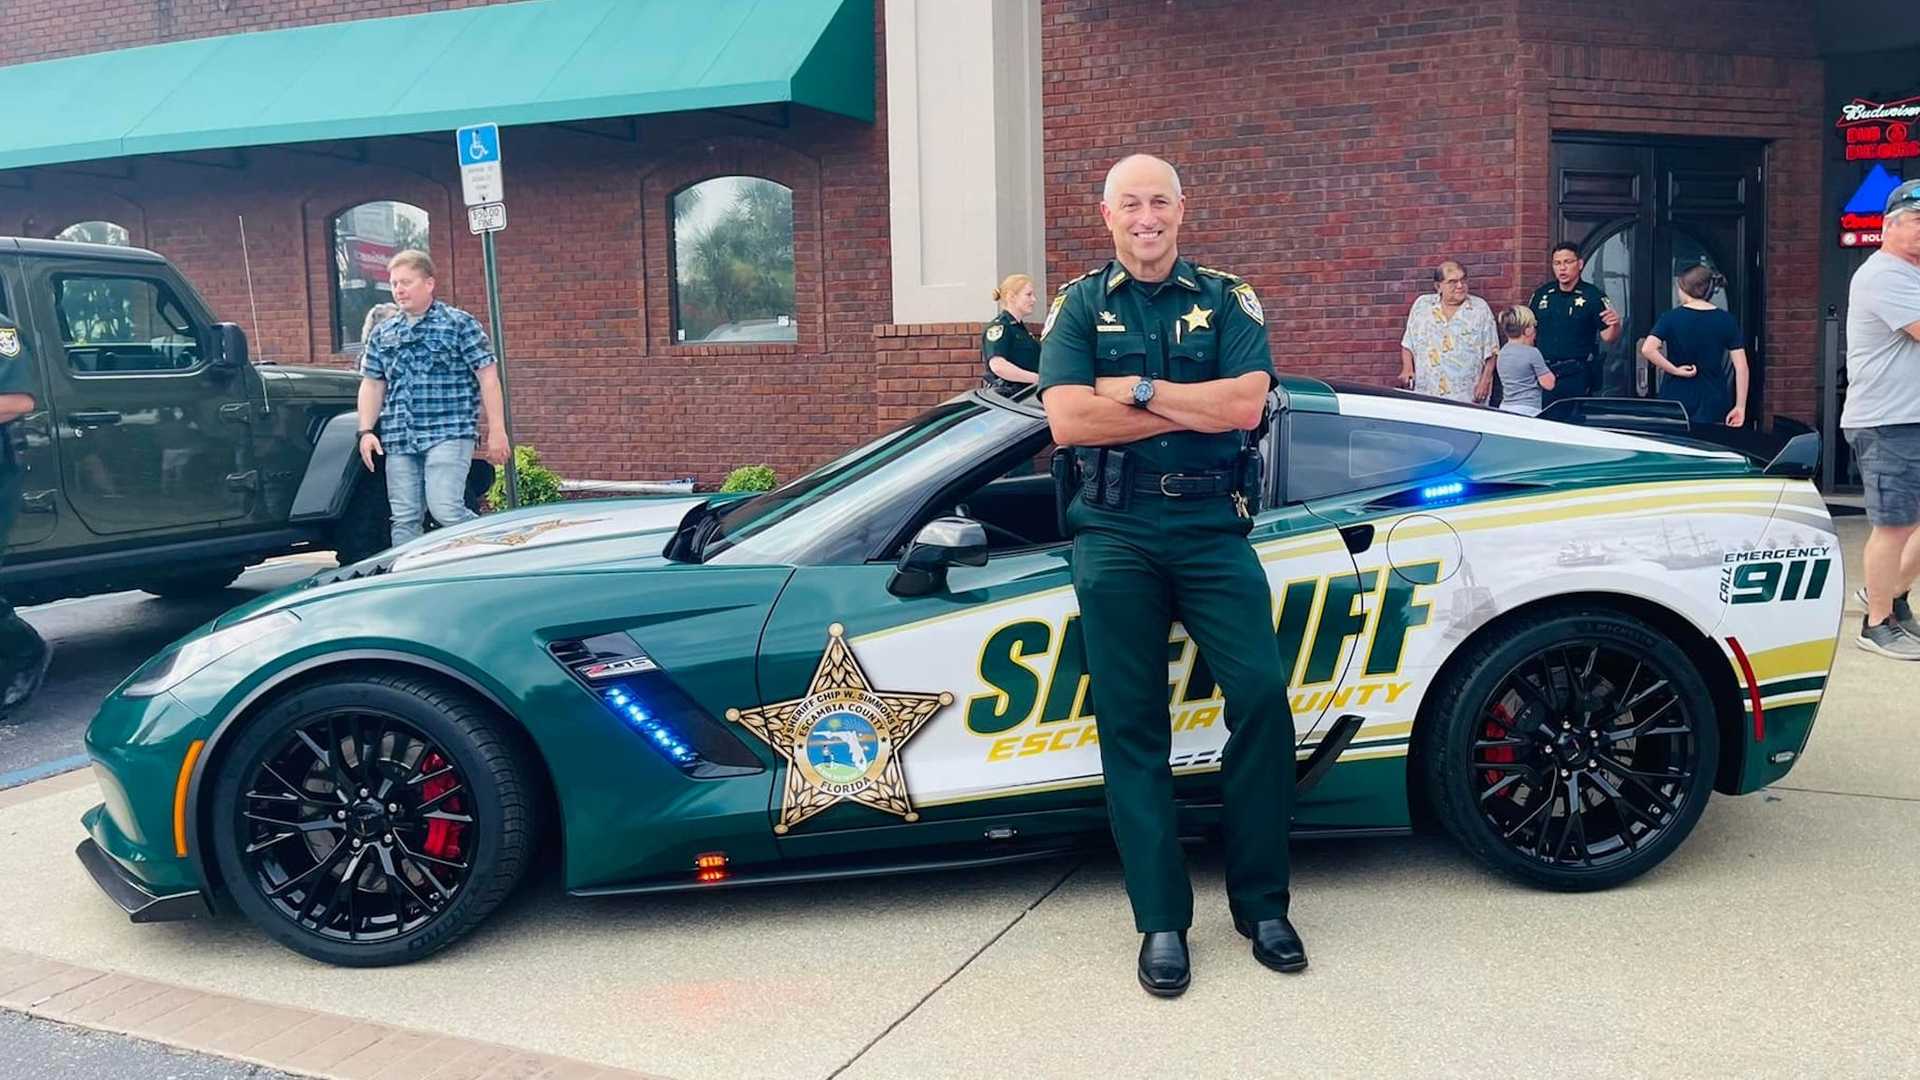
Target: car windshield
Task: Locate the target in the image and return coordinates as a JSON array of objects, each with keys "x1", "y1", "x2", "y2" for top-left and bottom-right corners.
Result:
[{"x1": 701, "y1": 395, "x2": 1041, "y2": 566}]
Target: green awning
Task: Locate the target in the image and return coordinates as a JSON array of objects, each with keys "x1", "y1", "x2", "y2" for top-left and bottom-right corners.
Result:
[{"x1": 0, "y1": 0, "x2": 872, "y2": 171}]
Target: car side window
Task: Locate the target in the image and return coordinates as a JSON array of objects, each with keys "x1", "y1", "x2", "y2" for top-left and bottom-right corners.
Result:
[
  {"x1": 52, "y1": 274, "x2": 202, "y2": 374},
  {"x1": 1285, "y1": 413, "x2": 1479, "y2": 503}
]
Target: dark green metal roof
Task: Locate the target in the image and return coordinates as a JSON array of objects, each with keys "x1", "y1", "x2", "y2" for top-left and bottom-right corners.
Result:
[{"x1": 0, "y1": 0, "x2": 872, "y2": 171}]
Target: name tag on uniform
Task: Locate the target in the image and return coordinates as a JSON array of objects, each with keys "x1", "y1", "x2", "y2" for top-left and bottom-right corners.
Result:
[{"x1": 1095, "y1": 324, "x2": 1129, "y2": 333}]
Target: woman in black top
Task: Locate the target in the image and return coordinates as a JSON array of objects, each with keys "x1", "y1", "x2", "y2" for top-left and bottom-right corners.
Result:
[
  {"x1": 1641, "y1": 264, "x2": 1750, "y2": 427},
  {"x1": 982, "y1": 273, "x2": 1041, "y2": 395}
]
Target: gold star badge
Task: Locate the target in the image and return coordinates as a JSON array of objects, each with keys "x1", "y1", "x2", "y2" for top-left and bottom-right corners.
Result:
[
  {"x1": 727, "y1": 624, "x2": 953, "y2": 834},
  {"x1": 1179, "y1": 304, "x2": 1213, "y2": 333},
  {"x1": 1573, "y1": 295, "x2": 1587, "y2": 307},
  {"x1": 1098, "y1": 310, "x2": 1120, "y2": 324}
]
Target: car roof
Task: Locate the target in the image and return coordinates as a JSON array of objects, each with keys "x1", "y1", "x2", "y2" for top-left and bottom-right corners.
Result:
[{"x1": 0, "y1": 236, "x2": 170, "y2": 265}]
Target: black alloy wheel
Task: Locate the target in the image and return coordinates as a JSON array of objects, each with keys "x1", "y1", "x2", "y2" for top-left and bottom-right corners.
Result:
[
  {"x1": 1419, "y1": 608, "x2": 1719, "y2": 891},
  {"x1": 210, "y1": 673, "x2": 534, "y2": 966}
]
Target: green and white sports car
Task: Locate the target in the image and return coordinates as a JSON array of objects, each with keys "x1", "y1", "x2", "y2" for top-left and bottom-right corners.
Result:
[{"x1": 79, "y1": 379, "x2": 1841, "y2": 966}]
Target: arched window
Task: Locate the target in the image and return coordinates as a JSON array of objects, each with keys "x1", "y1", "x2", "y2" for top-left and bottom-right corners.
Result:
[
  {"x1": 672, "y1": 177, "x2": 795, "y2": 343},
  {"x1": 56, "y1": 221, "x2": 130, "y2": 246},
  {"x1": 331, "y1": 200, "x2": 430, "y2": 350}
]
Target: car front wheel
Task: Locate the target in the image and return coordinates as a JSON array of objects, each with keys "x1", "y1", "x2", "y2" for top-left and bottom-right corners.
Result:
[
  {"x1": 1418, "y1": 607, "x2": 1720, "y2": 891},
  {"x1": 208, "y1": 672, "x2": 536, "y2": 966}
]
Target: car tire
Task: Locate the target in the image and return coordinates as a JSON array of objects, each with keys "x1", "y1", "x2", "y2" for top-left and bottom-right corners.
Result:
[
  {"x1": 1417, "y1": 606, "x2": 1719, "y2": 892},
  {"x1": 208, "y1": 672, "x2": 536, "y2": 967},
  {"x1": 136, "y1": 565, "x2": 246, "y2": 599},
  {"x1": 331, "y1": 478, "x2": 392, "y2": 567}
]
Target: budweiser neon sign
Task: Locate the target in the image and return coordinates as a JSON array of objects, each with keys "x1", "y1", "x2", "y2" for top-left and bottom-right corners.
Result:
[{"x1": 1836, "y1": 97, "x2": 1920, "y2": 162}]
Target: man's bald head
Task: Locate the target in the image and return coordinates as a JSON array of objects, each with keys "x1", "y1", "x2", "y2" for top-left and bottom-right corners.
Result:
[
  {"x1": 1099, "y1": 154, "x2": 1186, "y2": 279},
  {"x1": 1102, "y1": 154, "x2": 1183, "y2": 207}
]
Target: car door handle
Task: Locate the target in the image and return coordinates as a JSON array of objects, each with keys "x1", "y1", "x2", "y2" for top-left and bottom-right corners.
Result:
[
  {"x1": 68, "y1": 410, "x2": 123, "y2": 427},
  {"x1": 21, "y1": 490, "x2": 56, "y2": 514}
]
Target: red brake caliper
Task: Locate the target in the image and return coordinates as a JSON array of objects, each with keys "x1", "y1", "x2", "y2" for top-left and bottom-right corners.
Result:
[
  {"x1": 1483, "y1": 703, "x2": 1517, "y2": 789},
  {"x1": 419, "y1": 751, "x2": 465, "y2": 860}
]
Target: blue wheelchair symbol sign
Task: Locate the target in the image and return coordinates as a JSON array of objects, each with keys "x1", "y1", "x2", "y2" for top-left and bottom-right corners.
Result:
[{"x1": 457, "y1": 124, "x2": 501, "y2": 166}]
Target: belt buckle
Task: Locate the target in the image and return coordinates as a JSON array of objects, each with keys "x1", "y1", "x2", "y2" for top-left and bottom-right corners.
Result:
[{"x1": 1158, "y1": 474, "x2": 1183, "y2": 498}]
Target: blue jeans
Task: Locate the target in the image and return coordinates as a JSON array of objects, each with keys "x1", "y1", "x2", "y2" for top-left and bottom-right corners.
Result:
[{"x1": 385, "y1": 438, "x2": 476, "y2": 547}]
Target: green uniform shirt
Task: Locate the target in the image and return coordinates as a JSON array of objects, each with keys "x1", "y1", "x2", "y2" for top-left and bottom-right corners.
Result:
[
  {"x1": 1528, "y1": 279, "x2": 1610, "y2": 363},
  {"x1": 981, "y1": 309, "x2": 1040, "y2": 393},
  {"x1": 1038, "y1": 258, "x2": 1274, "y2": 475}
]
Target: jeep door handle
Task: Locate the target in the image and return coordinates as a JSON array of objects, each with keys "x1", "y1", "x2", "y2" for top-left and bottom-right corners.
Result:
[{"x1": 68, "y1": 410, "x2": 122, "y2": 427}]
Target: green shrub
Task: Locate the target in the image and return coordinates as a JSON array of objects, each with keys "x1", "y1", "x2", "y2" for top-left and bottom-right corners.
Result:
[
  {"x1": 486, "y1": 445, "x2": 565, "y2": 510},
  {"x1": 720, "y1": 465, "x2": 777, "y2": 493}
]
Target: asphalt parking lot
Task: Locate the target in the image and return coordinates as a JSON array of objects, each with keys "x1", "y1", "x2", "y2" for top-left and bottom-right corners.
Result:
[{"x1": 0, "y1": 517, "x2": 1915, "y2": 1079}]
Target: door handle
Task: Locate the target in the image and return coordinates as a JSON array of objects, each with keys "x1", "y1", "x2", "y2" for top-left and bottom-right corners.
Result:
[
  {"x1": 68, "y1": 410, "x2": 123, "y2": 427},
  {"x1": 219, "y1": 402, "x2": 252, "y2": 423},
  {"x1": 21, "y1": 490, "x2": 56, "y2": 514}
]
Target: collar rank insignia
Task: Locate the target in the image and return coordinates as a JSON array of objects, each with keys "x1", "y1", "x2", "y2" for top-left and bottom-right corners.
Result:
[
  {"x1": 0, "y1": 327, "x2": 19, "y2": 358},
  {"x1": 727, "y1": 624, "x2": 953, "y2": 834}
]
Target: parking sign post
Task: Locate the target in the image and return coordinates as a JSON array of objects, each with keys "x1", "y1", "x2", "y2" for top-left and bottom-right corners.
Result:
[{"x1": 456, "y1": 123, "x2": 519, "y2": 508}]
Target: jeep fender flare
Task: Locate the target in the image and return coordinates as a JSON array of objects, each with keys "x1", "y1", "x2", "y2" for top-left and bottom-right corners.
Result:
[
  {"x1": 289, "y1": 412, "x2": 495, "y2": 522},
  {"x1": 288, "y1": 411, "x2": 376, "y2": 522}
]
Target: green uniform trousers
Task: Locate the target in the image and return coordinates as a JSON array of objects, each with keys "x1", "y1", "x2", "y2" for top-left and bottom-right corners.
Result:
[{"x1": 1067, "y1": 491, "x2": 1294, "y2": 932}]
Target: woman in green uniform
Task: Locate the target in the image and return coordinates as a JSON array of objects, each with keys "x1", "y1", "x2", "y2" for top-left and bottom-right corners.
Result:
[{"x1": 982, "y1": 273, "x2": 1041, "y2": 395}]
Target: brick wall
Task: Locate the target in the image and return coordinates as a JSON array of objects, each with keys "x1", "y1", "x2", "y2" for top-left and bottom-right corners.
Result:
[
  {"x1": 0, "y1": 12, "x2": 892, "y2": 488},
  {"x1": 1516, "y1": 0, "x2": 1826, "y2": 424},
  {"x1": 1, "y1": 0, "x2": 508, "y2": 66},
  {"x1": 1042, "y1": 0, "x2": 1524, "y2": 389},
  {"x1": 1045, "y1": 0, "x2": 1827, "y2": 425}
]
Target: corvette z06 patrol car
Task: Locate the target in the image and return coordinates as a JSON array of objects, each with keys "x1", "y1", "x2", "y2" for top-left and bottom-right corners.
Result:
[{"x1": 77, "y1": 379, "x2": 1841, "y2": 966}]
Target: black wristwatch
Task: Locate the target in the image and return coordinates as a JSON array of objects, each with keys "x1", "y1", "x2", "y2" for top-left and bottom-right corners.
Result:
[{"x1": 1130, "y1": 379, "x2": 1156, "y2": 407}]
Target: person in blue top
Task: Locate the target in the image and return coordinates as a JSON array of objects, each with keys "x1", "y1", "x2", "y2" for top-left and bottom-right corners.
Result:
[{"x1": 1640, "y1": 265, "x2": 1749, "y2": 428}]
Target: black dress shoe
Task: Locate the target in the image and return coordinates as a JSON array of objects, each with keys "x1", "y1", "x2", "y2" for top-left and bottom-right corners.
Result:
[
  {"x1": 1137, "y1": 931, "x2": 1190, "y2": 997},
  {"x1": 1235, "y1": 917, "x2": 1308, "y2": 973}
]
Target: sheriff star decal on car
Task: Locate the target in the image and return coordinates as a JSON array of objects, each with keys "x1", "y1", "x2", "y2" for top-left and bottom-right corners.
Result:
[{"x1": 727, "y1": 623, "x2": 953, "y2": 834}]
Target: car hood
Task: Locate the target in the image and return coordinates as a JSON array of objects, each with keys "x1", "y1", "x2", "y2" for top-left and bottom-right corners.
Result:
[
  {"x1": 213, "y1": 497, "x2": 710, "y2": 629},
  {"x1": 379, "y1": 497, "x2": 705, "y2": 576}
]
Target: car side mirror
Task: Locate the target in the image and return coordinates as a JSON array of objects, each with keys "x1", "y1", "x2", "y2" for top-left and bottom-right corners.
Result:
[
  {"x1": 887, "y1": 516, "x2": 989, "y2": 597},
  {"x1": 210, "y1": 322, "x2": 249, "y2": 369}
]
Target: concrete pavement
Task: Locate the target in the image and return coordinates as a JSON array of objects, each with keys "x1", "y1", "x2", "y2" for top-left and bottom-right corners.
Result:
[{"x1": 0, "y1": 518, "x2": 1913, "y2": 1079}]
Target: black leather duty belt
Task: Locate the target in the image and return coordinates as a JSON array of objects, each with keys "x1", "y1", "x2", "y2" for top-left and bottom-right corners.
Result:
[{"x1": 1130, "y1": 471, "x2": 1236, "y2": 498}]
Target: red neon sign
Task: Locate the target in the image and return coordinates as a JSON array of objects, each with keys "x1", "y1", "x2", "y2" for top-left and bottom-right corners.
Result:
[{"x1": 1837, "y1": 97, "x2": 1920, "y2": 161}]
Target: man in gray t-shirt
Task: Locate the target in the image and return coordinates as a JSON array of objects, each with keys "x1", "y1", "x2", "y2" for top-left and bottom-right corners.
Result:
[{"x1": 1843, "y1": 178, "x2": 1920, "y2": 659}]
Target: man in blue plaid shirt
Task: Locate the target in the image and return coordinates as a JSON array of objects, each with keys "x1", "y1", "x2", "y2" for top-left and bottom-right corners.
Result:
[{"x1": 355, "y1": 250, "x2": 510, "y2": 549}]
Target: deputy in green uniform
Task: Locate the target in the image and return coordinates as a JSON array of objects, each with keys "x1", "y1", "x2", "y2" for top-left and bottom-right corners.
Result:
[
  {"x1": 0, "y1": 314, "x2": 52, "y2": 720},
  {"x1": 982, "y1": 273, "x2": 1041, "y2": 395},
  {"x1": 1529, "y1": 242, "x2": 1622, "y2": 405},
  {"x1": 1038, "y1": 154, "x2": 1304, "y2": 997}
]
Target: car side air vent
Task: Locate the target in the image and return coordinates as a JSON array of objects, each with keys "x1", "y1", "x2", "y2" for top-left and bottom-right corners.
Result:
[
  {"x1": 546, "y1": 632, "x2": 762, "y2": 780},
  {"x1": 305, "y1": 556, "x2": 398, "y2": 588}
]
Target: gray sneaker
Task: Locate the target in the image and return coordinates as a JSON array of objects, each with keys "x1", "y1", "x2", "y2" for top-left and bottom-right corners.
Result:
[
  {"x1": 1857, "y1": 615, "x2": 1920, "y2": 660},
  {"x1": 1853, "y1": 587, "x2": 1920, "y2": 636}
]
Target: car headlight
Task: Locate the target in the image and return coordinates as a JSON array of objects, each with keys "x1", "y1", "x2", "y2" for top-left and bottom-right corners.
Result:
[{"x1": 123, "y1": 611, "x2": 301, "y2": 698}]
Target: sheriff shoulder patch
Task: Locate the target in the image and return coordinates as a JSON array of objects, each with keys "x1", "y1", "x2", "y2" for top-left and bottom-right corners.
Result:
[
  {"x1": 1041, "y1": 292, "x2": 1068, "y2": 339},
  {"x1": 0, "y1": 327, "x2": 18, "y2": 358},
  {"x1": 985, "y1": 324, "x2": 1004, "y2": 343},
  {"x1": 1232, "y1": 282, "x2": 1264, "y2": 326}
]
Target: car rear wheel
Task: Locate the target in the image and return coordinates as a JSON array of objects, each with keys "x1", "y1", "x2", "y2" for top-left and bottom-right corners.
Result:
[
  {"x1": 1418, "y1": 607, "x2": 1719, "y2": 891},
  {"x1": 137, "y1": 565, "x2": 246, "y2": 599},
  {"x1": 209, "y1": 672, "x2": 536, "y2": 966}
]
